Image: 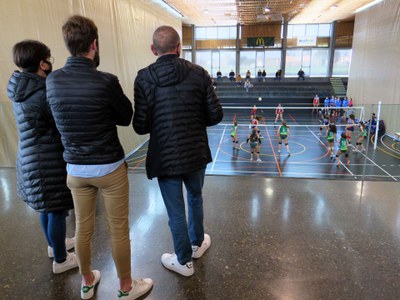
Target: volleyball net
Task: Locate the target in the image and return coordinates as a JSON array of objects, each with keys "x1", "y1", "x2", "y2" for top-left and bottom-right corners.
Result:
[{"x1": 221, "y1": 105, "x2": 366, "y2": 129}]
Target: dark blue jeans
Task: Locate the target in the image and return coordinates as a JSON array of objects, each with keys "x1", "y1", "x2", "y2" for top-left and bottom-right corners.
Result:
[
  {"x1": 40, "y1": 210, "x2": 68, "y2": 263},
  {"x1": 158, "y1": 168, "x2": 206, "y2": 265}
]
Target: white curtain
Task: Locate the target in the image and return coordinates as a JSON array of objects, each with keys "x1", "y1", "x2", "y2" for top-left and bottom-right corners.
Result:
[{"x1": 0, "y1": 0, "x2": 182, "y2": 167}]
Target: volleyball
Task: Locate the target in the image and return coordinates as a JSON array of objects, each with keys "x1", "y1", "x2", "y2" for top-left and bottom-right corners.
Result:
[{"x1": 258, "y1": 97, "x2": 262, "y2": 101}]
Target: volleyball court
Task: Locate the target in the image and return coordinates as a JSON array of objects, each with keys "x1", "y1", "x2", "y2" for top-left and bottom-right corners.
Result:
[{"x1": 206, "y1": 103, "x2": 400, "y2": 181}]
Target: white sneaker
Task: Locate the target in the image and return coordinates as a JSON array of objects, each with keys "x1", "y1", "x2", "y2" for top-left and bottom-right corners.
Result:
[
  {"x1": 117, "y1": 278, "x2": 153, "y2": 299},
  {"x1": 52, "y1": 252, "x2": 78, "y2": 274},
  {"x1": 161, "y1": 253, "x2": 194, "y2": 277},
  {"x1": 192, "y1": 233, "x2": 211, "y2": 259},
  {"x1": 48, "y1": 237, "x2": 75, "y2": 258},
  {"x1": 81, "y1": 270, "x2": 101, "y2": 299},
  {"x1": 256, "y1": 158, "x2": 262, "y2": 162}
]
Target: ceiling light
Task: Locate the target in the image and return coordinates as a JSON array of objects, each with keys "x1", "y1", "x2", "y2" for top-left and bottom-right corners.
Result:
[
  {"x1": 330, "y1": 5, "x2": 338, "y2": 10},
  {"x1": 355, "y1": 0, "x2": 384, "y2": 13},
  {"x1": 203, "y1": 9, "x2": 209, "y2": 14}
]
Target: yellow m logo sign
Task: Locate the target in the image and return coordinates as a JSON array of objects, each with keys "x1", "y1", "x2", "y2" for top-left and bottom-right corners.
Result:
[{"x1": 256, "y1": 37, "x2": 264, "y2": 46}]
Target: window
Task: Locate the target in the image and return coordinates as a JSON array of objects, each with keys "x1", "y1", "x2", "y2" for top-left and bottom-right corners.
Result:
[
  {"x1": 286, "y1": 48, "x2": 328, "y2": 77},
  {"x1": 265, "y1": 51, "x2": 281, "y2": 77},
  {"x1": 195, "y1": 26, "x2": 236, "y2": 40},
  {"x1": 196, "y1": 51, "x2": 212, "y2": 74},
  {"x1": 333, "y1": 49, "x2": 352, "y2": 77},
  {"x1": 196, "y1": 50, "x2": 236, "y2": 77},
  {"x1": 287, "y1": 24, "x2": 331, "y2": 38},
  {"x1": 318, "y1": 24, "x2": 331, "y2": 37},
  {"x1": 310, "y1": 49, "x2": 329, "y2": 77},
  {"x1": 239, "y1": 51, "x2": 256, "y2": 77},
  {"x1": 183, "y1": 51, "x2": 192, "y2": 62}
]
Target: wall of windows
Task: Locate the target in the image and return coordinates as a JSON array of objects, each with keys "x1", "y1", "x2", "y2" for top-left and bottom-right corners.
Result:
[{"x1": 183, "y1": 23, "x2": 352, "y2": 78}]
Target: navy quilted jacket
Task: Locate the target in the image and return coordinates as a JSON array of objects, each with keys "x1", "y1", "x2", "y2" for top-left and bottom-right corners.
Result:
[
  {"x1": 133, "y1": 54, "x2": 223, "y2": 179},
  {"x1": 7, "y1": 71, "x2": 73, "y2": 212},
  {"x1": 46, "y1": 57, "x2": 133, "y2": 165}
]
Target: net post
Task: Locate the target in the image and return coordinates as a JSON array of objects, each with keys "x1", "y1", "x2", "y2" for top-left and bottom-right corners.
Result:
[{"x1": 373, "y1": 101, "x2": 382, "y2": 150}]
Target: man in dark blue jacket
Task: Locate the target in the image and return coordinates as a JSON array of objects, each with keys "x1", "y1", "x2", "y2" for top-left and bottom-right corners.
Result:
[
  {"x1": 46, "y1": 14, "x2": 152, "y2": 300},
  {"x1": 133, "y1": 26, "x2": 223, "y2": 277}
]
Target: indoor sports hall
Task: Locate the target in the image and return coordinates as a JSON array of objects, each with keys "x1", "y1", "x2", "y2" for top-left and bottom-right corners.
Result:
[{"x1": 1, "y1": 1, "x2": 400, "y2": 300}]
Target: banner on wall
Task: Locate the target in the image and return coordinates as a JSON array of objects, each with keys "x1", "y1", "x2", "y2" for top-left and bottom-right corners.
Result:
[
  {"x1": 297, "y1": 37, "x2": 317, "y2": 46},
  {"x1": 247, "y1": 37, "x2": 275, "y2": 47}
]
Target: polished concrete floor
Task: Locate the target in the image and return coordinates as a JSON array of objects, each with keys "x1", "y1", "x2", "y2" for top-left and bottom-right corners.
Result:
[{"x1": 1, "y1": 167, "x2": 400, "y2": 299}]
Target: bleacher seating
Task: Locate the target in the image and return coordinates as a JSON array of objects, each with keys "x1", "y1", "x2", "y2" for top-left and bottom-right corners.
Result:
[{"x1": 214, "y1": 77, "x2": 337, "y2": 107}]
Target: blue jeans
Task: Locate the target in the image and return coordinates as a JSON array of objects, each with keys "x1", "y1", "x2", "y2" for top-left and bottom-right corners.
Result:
[
  {"x1": 40, "y1": 210, "x2": 68, "y2": 262},
  {"x1": 157, "y1": 168, "x2": 206, "y2": 265}
]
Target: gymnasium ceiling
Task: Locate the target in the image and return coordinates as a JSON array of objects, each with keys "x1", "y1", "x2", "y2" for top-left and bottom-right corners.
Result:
[{"x1": 154, "y1": 0, "x2": 381, "y2": 25}]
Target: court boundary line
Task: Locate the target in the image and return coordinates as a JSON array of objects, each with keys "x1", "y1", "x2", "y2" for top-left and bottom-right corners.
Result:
[
  {"x1": 349, "y1": 144, "x2": 398, "y2": 181},
  {"x1": 261, "y1": 119, "x2": 282, "y2": 176},
  {"x1": 210, "y1": 124, "x2": 227, "y2": 174}
]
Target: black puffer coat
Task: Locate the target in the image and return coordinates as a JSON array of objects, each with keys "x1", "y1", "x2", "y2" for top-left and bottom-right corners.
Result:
[
  {"x1": 7, "y1": 71, "x2": 73, "y2": 212},
  {"x1": 46, "y1": 57, "x2": 133, "y2": 165},
  {"x1": 133, "y1": 54, "x2": 223, "y2": 179}
]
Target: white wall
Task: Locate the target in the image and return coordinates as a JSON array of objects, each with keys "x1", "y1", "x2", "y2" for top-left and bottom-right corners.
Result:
[
  {"x1": 0, "y1": 0, "x2": 182, "y2": 167},
  {"x1": 348, "y1": 0, "x2": 400, "y2": 133}
]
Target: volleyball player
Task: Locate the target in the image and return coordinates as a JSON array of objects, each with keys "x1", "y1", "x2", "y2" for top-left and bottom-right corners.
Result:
[
  {"x1": 336, "y1": 132, "x2": 350, "y2": 166},
  {"x1": 319, "y1": 113, "x2": 329, "y2": 136},
  {"x1": 326, "y1": 124, "x2": 337, "y2": 159},
  {"x1": 247, "y1": 128, "x2": 262, "y2": 162},
  {"x1": 274, "y1": 104, "x2": 284, "y2": 124},
  {"x1": 277, "y1": 120, "x2": 290, "y2": 156},
  {"x1": 231, "y1": 121, "x2": 239, "y2": 150},
  {"x1": 346, "y1": 114, "x2": 356, "y2": 144},
  {"x1": 355, "y1": 121, "x2": 367, "y2": 152},
  {"x1": 312, "y1": 94, "x2": 319, "y2": 113}
]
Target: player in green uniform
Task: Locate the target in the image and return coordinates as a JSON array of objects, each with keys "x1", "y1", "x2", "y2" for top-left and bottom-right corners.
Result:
[
  {"x1": 336, "y1": 132, "x2": 350, "y2": 166},
  {"x1": 247, "y1": 128, "x2": 262, "y2": 162},
  {"x1": 355, "y1": 121, "x2": 367, "y2": 152},
  {"x1": 326, "y1": 124, "x2": 337, "y2": 159},
  {"x1": 231, "y1": 121, "x2": 239, "y2": 150},
  {"x1": 277, "y1": 120, "x2": 290, "y2": 156}
]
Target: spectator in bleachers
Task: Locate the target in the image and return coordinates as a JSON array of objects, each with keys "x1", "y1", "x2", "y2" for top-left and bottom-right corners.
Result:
[
  {"x1": 262, "y1": 69, "x2": 266, "y2": 82},
  {"x1": 229, "y1": 69, "x2": 235, "y2": 82},
  {"x1": 349, "y1": 98, "x2": 353, "y2": 107},
  {"x1": 257, "y1": 69, "x2": 262, "y2": 82},
  {"x1": 236, "y1": 74, "x2": 242, "y2": 86},
  {"x1": 216, "y1": 70, "x2": 222, "y2": 81},
  {"x1": 297, "y1": 68, "x2": 305, "y2": 81},
  {"x1": 246, "y1": 70, "x2": 251, "y2": 80},
  {"x1": 244, "y1": 79, "x2": 253, "y2": 92},
  {"x1": 275, "y1": 69, "x2": 282, "y2": 81}
]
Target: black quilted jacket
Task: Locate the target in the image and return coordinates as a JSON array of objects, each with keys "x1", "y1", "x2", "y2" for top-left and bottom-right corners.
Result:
[
  {"x1": 7, "y1": 71, "x2": 73, "y2": 212},
  {"x1": 46, "y1": 57, "x2": 133, "y2": 165},
  {"x1": 133, "y1": 54, "x2": 223, "y2": 179}
]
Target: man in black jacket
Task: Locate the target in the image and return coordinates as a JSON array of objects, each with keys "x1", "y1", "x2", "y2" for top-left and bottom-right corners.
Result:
[
  {"x1": 46, "y1": 15, "x2": 152, "y2": 300},
  {"x1": 133, "y1": 26, "x2": 223, "y2": 277}
]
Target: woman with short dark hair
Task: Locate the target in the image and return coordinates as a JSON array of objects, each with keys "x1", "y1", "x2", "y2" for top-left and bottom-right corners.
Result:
[{"x1": 7, "y1": 40, "x2": 77, "y2": 274}]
